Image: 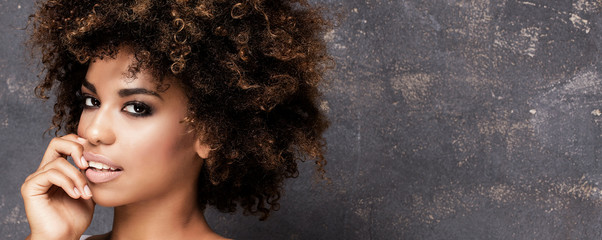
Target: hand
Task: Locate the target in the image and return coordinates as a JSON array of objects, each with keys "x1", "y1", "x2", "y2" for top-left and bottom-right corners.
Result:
[{"x1": 21, "y1": 134, "x2": 95, "y2": 240}]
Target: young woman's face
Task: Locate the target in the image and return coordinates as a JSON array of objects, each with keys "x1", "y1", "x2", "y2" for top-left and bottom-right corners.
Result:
[{"x1": 77, "y1": 50, "x2": 206, "y2": 207}]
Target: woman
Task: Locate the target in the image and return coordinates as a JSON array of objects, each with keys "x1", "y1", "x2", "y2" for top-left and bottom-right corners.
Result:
[{"x1": 21, "y1": 0, "x2": 330, "y2": 239}]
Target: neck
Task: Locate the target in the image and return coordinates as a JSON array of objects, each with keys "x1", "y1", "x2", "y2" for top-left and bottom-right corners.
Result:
[{"x1": 109, "y1": 183, "x2": 214, "y2": 240}]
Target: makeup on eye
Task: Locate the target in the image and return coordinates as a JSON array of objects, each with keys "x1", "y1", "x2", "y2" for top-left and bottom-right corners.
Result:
[
  {"x1": 82, "y1": 95, "x2": 100, "y2": 108},
  {"x1": 79, "y1": 79, "x2": 160, "y2": 117},
  {"x1": 80, "y1": 94, "x2": 155, "y2": 117},
  {"x1": 122, "y1": 101, "x2": 153, "y2": 117}
]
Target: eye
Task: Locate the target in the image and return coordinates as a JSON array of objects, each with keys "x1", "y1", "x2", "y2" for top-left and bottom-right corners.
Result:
[
  {"x1": 83, "y1": 96, "x2": 100, "y2": 108},
  {"x1": 122, "y1": 102, "x2": 153, "y2": 117}
]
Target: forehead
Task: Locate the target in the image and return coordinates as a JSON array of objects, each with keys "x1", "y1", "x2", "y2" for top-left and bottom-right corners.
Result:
[
  {"x1": 83, "y1": 50, "x2": 185, "y2": 103},
  {"x1": 85, "y1": 51, "x2": 158, "y2": 90}
]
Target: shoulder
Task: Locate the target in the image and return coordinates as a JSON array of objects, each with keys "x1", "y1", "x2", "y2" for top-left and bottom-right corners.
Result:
[
  {"x1": 80, "y1": 232, "x2": 111, "y2": 240},
  {"x1": 80, "y1": 233, "x2": 230, "y2": 240}
]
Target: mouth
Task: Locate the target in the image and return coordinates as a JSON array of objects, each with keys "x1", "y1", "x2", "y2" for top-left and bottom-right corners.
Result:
[
  {"x1": 87, "y1": 161, "x2": 123, "y2": 172},
  {"x1": 83, "y1": 152, "x2": 124, "y2": 184}
]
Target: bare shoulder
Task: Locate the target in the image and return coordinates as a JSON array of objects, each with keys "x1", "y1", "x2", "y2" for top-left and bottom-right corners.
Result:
[
  {"x1": 83, "y1": 232, "x2": 230, "y2": 239},
  {"x1": 84, "y1": 232, "x2": 111, "y2": 240}
]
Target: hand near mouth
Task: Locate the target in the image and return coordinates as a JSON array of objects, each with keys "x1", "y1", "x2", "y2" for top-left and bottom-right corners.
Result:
[
  {"x1": 21, "y1": 134, "x2": 95, "y2": 240},
  {"x1": 82, "y1": 152, "x2": 124, "y2": 184}
]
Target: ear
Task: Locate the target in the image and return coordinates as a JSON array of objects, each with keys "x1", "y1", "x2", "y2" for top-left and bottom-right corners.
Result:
[{"x1": 194, "y1": 139, "x2": 211, "y2": 159}]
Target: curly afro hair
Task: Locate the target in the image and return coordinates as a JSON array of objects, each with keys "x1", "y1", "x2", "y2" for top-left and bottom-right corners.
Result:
[{"x1": 29, "y1": 0, "x2": 331, "y2": 220}]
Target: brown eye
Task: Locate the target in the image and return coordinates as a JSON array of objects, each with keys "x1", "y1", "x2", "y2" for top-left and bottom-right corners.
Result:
[
  {"x1": 84, "y1": 97, "x2": 100, "y2": 107},
  {"x1": 122, "y1": 102, "x2": 153, "y2": 117}
]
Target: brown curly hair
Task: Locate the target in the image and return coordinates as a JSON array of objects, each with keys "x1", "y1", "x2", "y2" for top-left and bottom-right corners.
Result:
[{"x1": 29, "y1": 0, "x2": 331, "y2": 220}]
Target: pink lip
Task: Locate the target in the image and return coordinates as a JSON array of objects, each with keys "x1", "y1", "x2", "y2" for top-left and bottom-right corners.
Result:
[
  {"x1": 83, "y1": 152, "x2": 123, "y2": 184},
  {"x1": 85, "y1": 168, "x2": 123, "y2": 184}
]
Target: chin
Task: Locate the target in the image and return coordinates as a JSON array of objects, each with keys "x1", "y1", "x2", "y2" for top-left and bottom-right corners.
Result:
[
  {"x1": 88, "y1": 185, "x2": 129, "y2": 207},
  {"x1": 92, "y1": 197, "x2": 123, "y2": 207}
]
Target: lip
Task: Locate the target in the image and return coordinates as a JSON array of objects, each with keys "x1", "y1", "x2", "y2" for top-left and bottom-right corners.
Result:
[
  {"x1": 83, "y1": 152, "x2": 123, "y2": 170},
  {"x1": 83, "y1": 152, "x2": 123, "y2": 184},
  {"x1": 85, "y1": 168, "x2": 123, "y2": 184}
]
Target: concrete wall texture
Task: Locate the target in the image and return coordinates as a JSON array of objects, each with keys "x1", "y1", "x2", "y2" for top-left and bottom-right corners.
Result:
[{"x1": 1, "y1": 0, "x2": 600, "y2": 239}]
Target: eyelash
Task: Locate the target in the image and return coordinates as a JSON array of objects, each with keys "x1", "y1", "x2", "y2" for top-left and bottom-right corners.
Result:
[{"x1": 81, "y1": 95, "x2": 153, "y2": 117}]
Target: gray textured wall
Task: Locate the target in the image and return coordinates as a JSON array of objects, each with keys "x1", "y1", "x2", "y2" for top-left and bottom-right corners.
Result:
[{"x1": 1, "y1": 0, "x2": 601, "y2": 239}]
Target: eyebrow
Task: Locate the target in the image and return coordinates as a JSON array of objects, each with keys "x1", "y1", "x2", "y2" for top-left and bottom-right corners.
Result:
[
  {"x1": 119, "y1": 88, "x2": 163, "y2": 100},
  {"x1": 82, "y1": 79, "x2": 97, "y2": 94},
  {"x1": 82, "y1": 79, "x2": 163, "y2": 101}
]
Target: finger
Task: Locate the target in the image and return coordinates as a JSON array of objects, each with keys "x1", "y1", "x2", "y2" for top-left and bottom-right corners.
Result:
[
  {"x1": 37, "y1": 157, "x2": 91, "y2": 198},
  {"x1": 22, "y1": 169, "x2": 82, "y2": 199},
  {"x1": 62, "y1": 134, "x2": 89, "y2": 169},
  {"x1": 62, "y1": 133, "x2": 88, "y2": 146},
  {"x1": 39, "y1": 135, "x2": 87, "y2": 170}
]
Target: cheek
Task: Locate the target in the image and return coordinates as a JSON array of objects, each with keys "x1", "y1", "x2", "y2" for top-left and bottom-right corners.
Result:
[
  {"x1": 76, "y1": 113, "x2": 90, "y2": 136},
  {"x1": 120, "y1": 117, "x2": 195, "y2": 167}
]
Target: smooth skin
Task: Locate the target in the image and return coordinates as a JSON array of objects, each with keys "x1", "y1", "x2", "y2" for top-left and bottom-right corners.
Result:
[
  {"x1": 21, "y1": 134, "x2": 94, "y2": 240},
  {"x1": 21, "y1": 48, "x2": 228, "y2": 240}
]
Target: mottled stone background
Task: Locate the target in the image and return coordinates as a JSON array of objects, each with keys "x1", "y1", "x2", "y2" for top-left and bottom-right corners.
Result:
[{"x1": 1, "y1": 0, "x2": 600, "y2": 239}]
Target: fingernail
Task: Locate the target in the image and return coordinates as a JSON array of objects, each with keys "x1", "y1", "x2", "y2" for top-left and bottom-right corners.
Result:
[
  {"x1": 77, "y1": 137, "x2": 86, "y2": 143},
  {"x1": 84, "y1": 185, "x2": 92, "y2": 197},
  {"x1": 73, "y1": 187, "x2": 81, "y2": 197},
  {"x1": 81, "y1": 156, "x2": 88, "y2": 168}
]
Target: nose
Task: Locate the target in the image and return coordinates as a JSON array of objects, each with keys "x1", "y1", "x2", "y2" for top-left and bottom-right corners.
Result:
[{"x1": 80, "y1": 108, "x2": 116, "y2": 146}]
